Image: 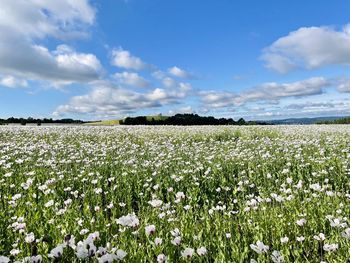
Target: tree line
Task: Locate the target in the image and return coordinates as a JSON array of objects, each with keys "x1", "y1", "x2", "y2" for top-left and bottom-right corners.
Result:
[
  {"x1": 316, "y1": 117, "x2": 350, "y2": 124},
  {"x1": 0, "y1": 117, "x2": 84, "y2": 125},
  {"x1": 120, "y1": 114, "x2": 268, "y2": 125}
]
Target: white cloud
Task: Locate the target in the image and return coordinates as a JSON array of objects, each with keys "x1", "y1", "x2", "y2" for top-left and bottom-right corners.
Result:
[
  {"x1": 337, "y1": 79, "x2": 350, "y2": 93},
  {"x1": 54, "y1": 85, "x2": 159, "y2": 116},
  {"x1": 0, "y1": 75, "x2": 28, "y2": 88},
  {"x1": 0, "y1": 42, "x2": 101, "y2": 85},
  {"x1": 54, "y1": 80, "x2": 192, "y2": 117},
  {"x1": 239, "y1": 77, "x2": 329, "y2": 103},
  {"x1": 281, "y1": 99, "x2": 350, "y2": 117},
  {"x1": 199, "y1": 91, "x2": 238, "y2": 108},
  {"x1": 0, "y1": 0, "x2": 95, "y2": 39},
  {"x1": 111, "y1": 47, "x2": 146, "y2": 70},
  {"x1": 114, "y1": 72, "x2": 149, "y2": 88},
  {"x1": 168, "y1": 66, "x2": 191, "y2": 78},
  {"x1": 0, "y1": 0, "x2": 101, "y2": 86},
  {"x1": 162, "y1": 77, "x2": 177, "y2": 88},
  {"x1": 199, "y1": 77, "x2": 329, "y2": 108},
  {"x1": 151, "y1": 70, "x2": 166, "y2": 80},
  {"x1": 168, "y1": 106, "x2": 194, "y2": 115},
  {"x1": 262, "y1": 24, "x2": 350, "y2": 73}
]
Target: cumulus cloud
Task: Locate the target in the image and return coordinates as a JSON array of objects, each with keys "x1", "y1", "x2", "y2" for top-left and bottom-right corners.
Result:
[
  {"x1": 111, "y1": 47, "x2": 147, "y2": 70},
  {"x1": 282, "y1": 100, "x2": 350, "y2": 116},
  {"x1": 262, "y1": 24, "x2": 350, "y2": 73},
  {"x1": 54, "y1": 81, "x2": 192, "y2": 117},
  {"x1": 152, "y1": 70, "x2": 166, "y2": 80},
  {"x1": 0, "y1": 75, "x2": 28, "y2": 88},
  {"x1": 168, "y1": 66, "x2": 191, "y2": 78},
  {"x1": 0, "y1": 0, "x2": 101, "y2": 86},
  {"x1": 0, "y1": 40, "x2": 101, "y2": 85},
  {"x1": 168, "y1": 106, "x2": 194, "y2": 115},
  {"x1": 54, "y1": 85, "x2": 160, "y2": 117},
  {"x1": 114, "y1": 72, "x2": 149, "y2": 88},
  {"x1": 199, "y1": 77, "x2": 329, "y2": 108},
  {"x1": 337, "y1": 79, "x2": 350, "y2": 93},
  {"x1": 162, "y1": 77, "x2": 177, "y2": 88},
  {"x1": 0, "y1": 0, "x2": 95, "y2": 39},
  {"x1": 239, "y1": 77, "x2": 329, "y2": 103},
  {"x1": 199, "y1": 91, "x2": 237, "y2": 109},
  {"x1": 151, "y1": 69, "x2": 192, "y2": 90}
]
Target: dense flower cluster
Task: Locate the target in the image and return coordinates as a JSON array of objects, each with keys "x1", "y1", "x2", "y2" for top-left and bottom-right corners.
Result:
[{"x1": 0, "y1": 125, "x2": 350, "y2": 261}]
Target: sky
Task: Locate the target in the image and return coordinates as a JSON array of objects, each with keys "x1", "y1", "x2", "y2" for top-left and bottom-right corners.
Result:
[{"x1": 1, "y1": 0, "x2": 350, "y2": 120}]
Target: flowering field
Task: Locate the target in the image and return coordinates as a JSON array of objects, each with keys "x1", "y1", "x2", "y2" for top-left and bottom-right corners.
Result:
[{"x1": 1, "y1": 125, "x2": 350, "y2": 263}]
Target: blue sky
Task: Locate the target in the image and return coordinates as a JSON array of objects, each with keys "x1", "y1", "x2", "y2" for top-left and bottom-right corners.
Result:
[{"x1": 1, "y1": 0, "x2": 350, "y2": 120}]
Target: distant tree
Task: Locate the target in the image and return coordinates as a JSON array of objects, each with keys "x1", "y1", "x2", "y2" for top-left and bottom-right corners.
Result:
[
  {"x1": 120, "y1": 114, "x2": 258, "y2": 126},
  {"x1": 237, "y1": 118, "x2": 246, "y2": 125}
]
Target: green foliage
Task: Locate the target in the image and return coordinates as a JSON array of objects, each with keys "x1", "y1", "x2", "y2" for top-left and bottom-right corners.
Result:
[
  {"x1": 316, "y1": 116, "x2": 350, "y2": 124},
  {"x1": 0, "y1": 125, "x2": 349, "y2": 262}
]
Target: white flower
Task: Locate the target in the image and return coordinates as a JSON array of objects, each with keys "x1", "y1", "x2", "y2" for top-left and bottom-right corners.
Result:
[
  {"x1": 250, "y1": 241, "x2": 269, "y2": 254},
  {"x1": 181, "y1": 248, "x2": 194, "y2": 259},
  {"x1": 95, "y1": 188, "x2": 103, "y2": 194},
  {"x1": 271, "y1": 250, "x2": 284, "y2": 263},
  {"x1": 226, "y1": 233, "x2": 231, "y2": 239},
  {"x1": 184, "y1": 205, "x2": 191, "y2": 210},
  {"x1": 310, "y1": 183, "x2": 322, "y2": 191},
  {"x1": 0, "y1": 256, "x2": 10, "y2": 263},
  {"x1": 154, "y1": 237, "x2": 163, "y2": 246},
  {"x1": 80, "y1": 229, "x2": 89, "y2": 235},
  {"x1": 329, "y1": 217, "x2": 347, "y2": 228},
  {"x1": 88, "y1": 242, "x2": 97, "y2": 257},
  {"x1": 30, "y1": 255, "x2": 42, "y2": 263},
  {"x1": 98, "y1": 253, "x2": 115, "y2": 263},
  {"x1": 342, "y1": 228, "x2": 350, "y2": 239},
  {"x1": 86, "y1": 231, "x2": 100, "y2": 242},
  {"x1": 10, "y1": 249, "x2": 20, "y2": 256},
  {"x1": 296, "y1": 218, "x2": 307, "y2": 226},
  {"x1": 280, "y1": 236, "x2": 289, "y2": 244},
  {"x1": 48, "y1": 244, "x2": 64, "y2": 259},
  {"x1": 157, "y1": 254, "x2": 167, "y2": 263},
  {"x1": 44, "y1": 200, "x2": 54, "y2": 208},
  {"x1": 64, "y1": 235, "x2": 76, "y2": 249},
  {"x1": 323, "y1": 243, "x2": 338, "y2": 252},
  {"x1": 314, "y1": 233, "x2": 326, "y2": 241},
  {"x1": 171, "y1": 236, "x2": 181, "y2": 246},
  {"x1": 115, "y1": 249, "x2": 127, "y2": 260},
  {"x1": 197, "y1": 246, "x2": 207, "y2": 256},
  {"x1": 76, "y1": 245, "x2": 89, "y2": 259},
  {"x1": 175, "y1": 192, "x2": 185, "y2": 200},
  {"x1": 116, "y1": 213, "x2": 139, "y2": 228},
  {"x1": 171, "y1": 228, "x2": 181, "y2": 237},
  {"x1": 145, "y1": 225, "x2": 156, "y2": 236},
  {"x1": 97, "y1": 247, "x2": 107, "y2": 256},
  {"x1": 296, "y1": 236, "x2": 305, "y2": 242},
  {"x1": 64, "y1": 198, "x2": 72, "y2": 206},
  {"x1": 25, "y1": 232, "x2": 35, "y2": 243},
  {"x1": 148, "y1": 199, "x2": 163, "y2": 208}
]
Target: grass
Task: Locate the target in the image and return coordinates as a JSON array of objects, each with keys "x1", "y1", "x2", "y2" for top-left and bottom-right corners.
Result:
[
  {"x1": 0, "y1": 125, "x2": 350, "y2": 262},
  {"x1": 85, "y1": 116, "x2": 169, "y2": 125},
  {"x1": 86, "y1": 119, "x2": 121, "y2": 125}
]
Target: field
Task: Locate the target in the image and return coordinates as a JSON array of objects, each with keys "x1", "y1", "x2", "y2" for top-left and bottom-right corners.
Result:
[
  {"x1": 0, "y1": 125, "x2": 350, "y2": 262},
  {"x1": 86, "y1": 116, "x2": 169, "y2": 126}
]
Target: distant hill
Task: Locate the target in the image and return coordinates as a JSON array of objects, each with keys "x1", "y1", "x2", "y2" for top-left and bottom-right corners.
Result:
[{"x1": 265, "y1": 116, "x2": 347, "y2": 125}]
